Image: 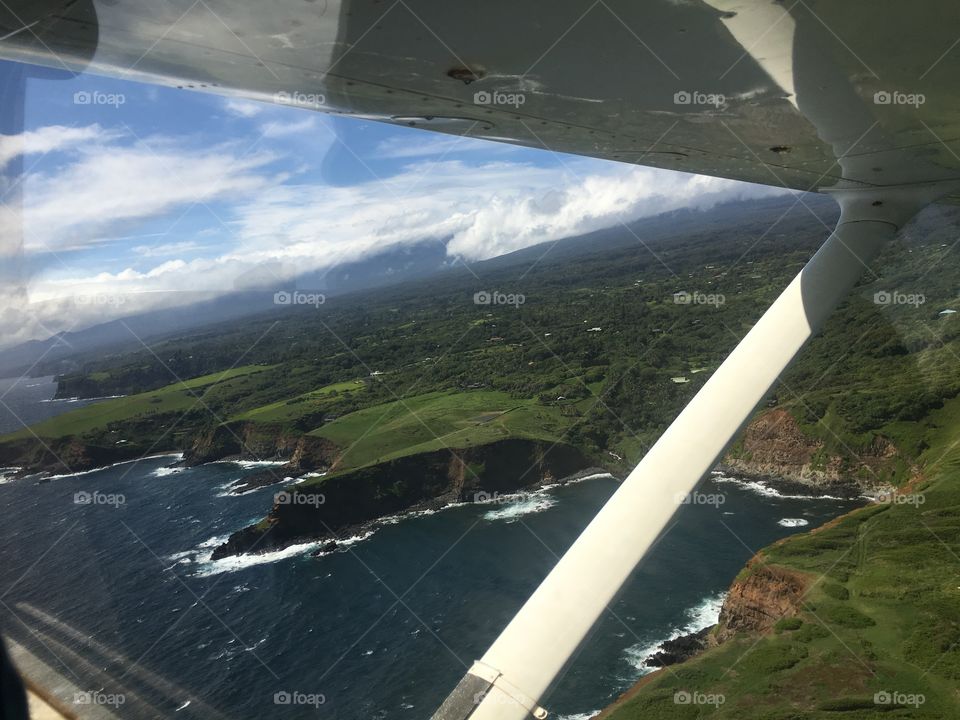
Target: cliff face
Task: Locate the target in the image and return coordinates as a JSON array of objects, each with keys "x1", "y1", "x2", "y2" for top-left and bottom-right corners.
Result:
[
  {"x1": 722, "y1": 408, "x2": 900, "y2": 492},
  {"x1": 211, "y1": 439, "x2": 593, "y2": 559},
  {"x1": 0, "y1": 436, "x2": 163, "y2": 476},
  {"x1": 183, "y1": 423, "x2": 339, "y2": 468},
  {"x1": 712, "y1": 562, "x2": 809, "y2": 643}
]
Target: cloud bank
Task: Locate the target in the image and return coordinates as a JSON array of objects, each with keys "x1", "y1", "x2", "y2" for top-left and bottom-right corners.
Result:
[{"x1": 2, "y1": 121, "x2": 787, "y2": 349}]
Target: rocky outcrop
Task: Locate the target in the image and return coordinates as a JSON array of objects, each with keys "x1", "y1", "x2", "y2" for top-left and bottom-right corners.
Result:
[
  {"x1": 721, "y1": 408, "x2": 901, "y2": 492},
  {"x1": 227, "y1": 469, "x2": 294, "y2": 494},
  {"x1": 0, "y1": 436, "x2": 159, "y2": 477},
  {"x1": 644, "y1": 626, "x2": 712, "y2": 669},
  {"x1": 211, "y1": 439, "x2": 593, "y2": 559},
  {"x1": 712, "y1": 562, "x2": 809, "y2": 644},
  {"x1": 288, "y1": 435, "x2": 340, "y2": 471}
]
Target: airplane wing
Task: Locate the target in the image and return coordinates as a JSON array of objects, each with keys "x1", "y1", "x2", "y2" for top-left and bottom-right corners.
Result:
[{"x1": 1, "y1": 0, "x2": 959, "y2": 196}]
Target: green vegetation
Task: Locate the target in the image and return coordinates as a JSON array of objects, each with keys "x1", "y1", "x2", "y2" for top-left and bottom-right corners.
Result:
[
  {"x1": 603, "y1": 394, "x2": 960, "y2": 718},
  {"x1": 306, "y1": 389, "x2": 576, "y2": 472},
  {"x1": 4, "y1": 197, "x2": 851, "y2": 470},
  {"x1": 4, "y1": 365, "x2": 270, "y2": 439},
  {"x1": 5, "y1": 197, "x2": 960, "y2": 488},
  {"x1": 232, "y1": 379, "x2": 364, "y2": 423}
]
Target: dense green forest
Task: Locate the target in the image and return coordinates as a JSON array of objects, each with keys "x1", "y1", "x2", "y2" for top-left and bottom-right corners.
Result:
[{"x1": 4, "y1": 194, "x2": 960, "y2": 484}]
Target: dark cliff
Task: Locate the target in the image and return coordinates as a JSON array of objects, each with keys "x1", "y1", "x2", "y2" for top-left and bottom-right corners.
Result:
[{"x1": 211, "y1": 438, "x2": 594, "y2": 559}]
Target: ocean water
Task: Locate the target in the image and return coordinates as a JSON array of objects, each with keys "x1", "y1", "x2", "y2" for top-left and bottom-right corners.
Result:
[
  {"x1": 0, "y1": 452, "x2": 866, "y2": 719},
  {"x1": 0, "y1": 375, "x2": 108, "y2": 434}
]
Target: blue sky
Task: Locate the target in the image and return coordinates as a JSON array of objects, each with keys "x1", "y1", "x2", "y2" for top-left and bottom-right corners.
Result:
[{"x1": 0, "y1": 58, "x2": 782, "y2": 347}]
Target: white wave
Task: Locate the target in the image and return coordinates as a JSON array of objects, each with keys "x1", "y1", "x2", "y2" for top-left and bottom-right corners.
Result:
[
  {"x1": 39, "y1": 394, "x2": 125, "y2": 403},
  {"x1": 291, "y1": 471, "x2": 326, "y2": 484},
  {"x1": 214, "y1": 477, "x2": 292, "y2": 498},
  {"x1": 778, "y1": 518, "x2": 809, "y2": 527},
  {"x1": 197, "y1": 534, "x2": 230, "y2": 550},
  {"x1": 209, "y1": 459, "x2": 288, "y2": 468},
  {"x1": 195, "y1": 540, "x2": 326, "y2": 576},
  {"x1": 151, "y1": 466, "x2": 184, "y2": 478},
  {"x1": 0, "y1": 467, "x2": 21, "y2": 485},
  {"x1": 214, "y1": 479, "x2": 240, "y2": 495},
  {"x1": 164, "y1": 533, "x2": 232, "y2": 568},
  {"x1": 623, "y1": 590, "x2": 727, "y2": 676},
  {"x1": 541, "y1": 471, "x2": 616, "y2": 491},
  {"x1": 310, "y1": 529, "x2": 378, "y2": 558},
  {"x1": 174, "y1": 527, "x2": 384, "y2": 575},
  {"x1": 556, "y1": 714, "x2": 598, "y2": 720},
  {"x1": 338, "y1": 529, "x2": 376, "y2": 547},
  {"x1": 483, "y1": 494, "x2": 557, "y2": 522},
  {"x1": 44, "y1": 452, "x2": 185, "y2": 480},
  {"x1": 713, "y1": 475, "x2": 848, "y2": 501}
]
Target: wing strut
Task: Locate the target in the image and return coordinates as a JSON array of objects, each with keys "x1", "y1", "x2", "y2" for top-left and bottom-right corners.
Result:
[{"x1": 432, "y1": 182, "x2": 955, "y2": 720}]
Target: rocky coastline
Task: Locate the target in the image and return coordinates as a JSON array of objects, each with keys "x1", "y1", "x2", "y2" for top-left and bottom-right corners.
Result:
[{"x1": 210, "y1": 438, "x2": 597, "y2": 560}]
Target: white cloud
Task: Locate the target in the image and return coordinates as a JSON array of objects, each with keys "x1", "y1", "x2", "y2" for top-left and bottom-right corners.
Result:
[
  {"x1": 0, "y1": 124, "x2": 109, "y2": 169},
  {"x1": 260, "y1": 115, "x2": 317, "y2": 138},
  {"x1": 9, "y1": 137, "x2": 275, "y2": 255},
  {"x1": 224, "y1": 98, "x2": 264, "y2": 118},
  {"x1": 5, "y1": 127, "x2": 789, "y2": 349},
  {"x1": 26, "y1": 159, "x2": 786, "y2": 299},
  {"x1": 133, "y1": 240, "x2": 205, "y2": 257}
]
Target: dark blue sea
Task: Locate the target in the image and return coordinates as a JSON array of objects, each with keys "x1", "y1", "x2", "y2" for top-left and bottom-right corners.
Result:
[{"x1": 0, "y1": 377, "x2": 865, "y2": 719}]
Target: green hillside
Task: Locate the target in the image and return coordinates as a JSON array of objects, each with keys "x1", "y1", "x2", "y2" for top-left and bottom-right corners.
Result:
[{"x1": 601, "y1": 396, "x2": 960, "y2": 719}]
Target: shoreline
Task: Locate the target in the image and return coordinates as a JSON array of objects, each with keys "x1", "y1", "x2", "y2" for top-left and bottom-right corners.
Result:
[{"x1": 229, "y1": 465, "x2": 618, "y2": 561}]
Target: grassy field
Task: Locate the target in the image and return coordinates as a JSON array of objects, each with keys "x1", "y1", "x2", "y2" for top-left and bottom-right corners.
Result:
[
  {"x1": 602, "y1": 395, "x2": 960, "y2": 719},
  {"x1": 0, "y1": 365, "x2": 270, "y2": 440},
  {"x1": 307, "y1": 389, "x2": 582, "y2": 471},
  {"x1": 231, "y1": 379, "x2": 365, "y2": 423}
]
